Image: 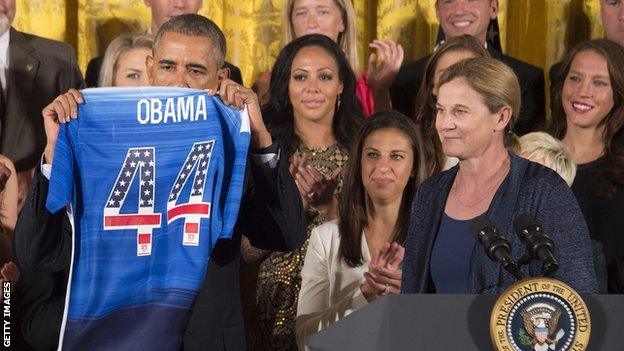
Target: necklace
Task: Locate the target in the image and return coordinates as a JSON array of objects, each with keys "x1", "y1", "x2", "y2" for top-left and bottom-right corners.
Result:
[{"x1": 452, "y1": 159, "x2": 510, "y2": 208}]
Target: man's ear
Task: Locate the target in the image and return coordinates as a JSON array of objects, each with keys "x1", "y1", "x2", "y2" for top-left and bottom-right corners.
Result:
[
  {"x1": 218, "y1": 66, "x2": 231, "y2": 82},
  {"x1": 490, "y1": 0, "x2": 499, "y2": 20},
  {"x1": 146, "y1": 54, "x2": 155, "y2": 85}
]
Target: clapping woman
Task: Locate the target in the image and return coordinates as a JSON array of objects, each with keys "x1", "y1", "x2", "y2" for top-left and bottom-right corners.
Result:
[
  {"x1": 245, "y1": 34, "x2": 364, "y2": 350},
  {"x1": 254, "y1": 0, "x2": 403, "y2": 115},
  {"x1": 296, "y1": 111, "x2": 426, "y2": 350}
]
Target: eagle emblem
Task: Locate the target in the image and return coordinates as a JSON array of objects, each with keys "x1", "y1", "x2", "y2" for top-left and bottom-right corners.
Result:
[{"x1": 519, "y1": 303, "x2": 565, "y2": 351}]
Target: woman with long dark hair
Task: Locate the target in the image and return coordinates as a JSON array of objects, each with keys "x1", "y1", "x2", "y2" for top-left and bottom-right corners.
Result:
[
  {"x1": 549, "y1": 39, "x2": 624, "y2": 293},
  {"x1": 244, "y1": 34, "x2": 364, "y2": 350},
  {"x1": 296, "y1": 111, "x2": 426, "y2": 350}
]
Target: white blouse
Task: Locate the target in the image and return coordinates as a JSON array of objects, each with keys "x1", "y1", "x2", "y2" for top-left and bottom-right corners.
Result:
[{"x1": 296, "y1": 219, "x2": 371, "y2": 350}]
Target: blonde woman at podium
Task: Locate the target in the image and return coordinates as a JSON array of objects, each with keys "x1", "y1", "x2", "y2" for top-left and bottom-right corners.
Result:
[
  {"x1": 401, "y1": 58, "x2": 598, "y2": 295},
  {"x1": 296, "y1": 111, "x2": 427, "y2": 350}
]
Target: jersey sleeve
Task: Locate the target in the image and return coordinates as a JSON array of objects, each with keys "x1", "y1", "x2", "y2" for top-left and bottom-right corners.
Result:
[
  {"x1": 46, "y1": 121, "x2": 77, "y2": 213},
  {"x1": 214, "y1": 100, "x2": 251, "y2": 240}
]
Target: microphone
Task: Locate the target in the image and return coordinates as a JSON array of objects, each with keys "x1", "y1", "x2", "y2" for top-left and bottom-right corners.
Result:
[
  {"x1": 470, "y1": 215, "x2": 523, "y2": 281},
  {"x1": 513, "y1": 214, "x2": 559, "y2": 277}
]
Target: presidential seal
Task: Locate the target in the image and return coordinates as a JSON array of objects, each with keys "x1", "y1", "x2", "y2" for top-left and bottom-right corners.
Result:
[{"x1": 490, "y1": 277, "x2": 590, "y2": 351}]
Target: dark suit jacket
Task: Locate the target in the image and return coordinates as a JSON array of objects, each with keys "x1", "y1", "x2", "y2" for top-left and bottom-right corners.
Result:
[
  {"x1": 1, "y1": 28, "x2": 84, "y2": 172},
  {"x1": 390, "y1": 46, "x2": 546, "y2": 136},
  {"x1": 14, "y1": 146, "x2": 306, "y2": 350},
  {"x1": 85, "y1": 55, "x2": 244, "y2": 87}
]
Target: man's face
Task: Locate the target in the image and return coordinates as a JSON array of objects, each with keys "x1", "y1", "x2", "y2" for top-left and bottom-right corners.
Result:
[
  {"x1": 0, "y1": 0, "x2": 16, "y2": 35},
  {"x1": 144, "y1": 0, "x2": 203, "y2": 30},
  {"x1": 146, "y1": 32, "x2": 226, "y2": 90},
  {"x1": 436, "y1": 0, "x2": 497, "y2": 44},
  {"x1": 601, "y1": 0, "x2": 624, "y2": 47}
]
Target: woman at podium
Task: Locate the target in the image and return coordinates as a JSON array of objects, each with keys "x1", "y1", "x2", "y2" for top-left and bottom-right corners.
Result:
[
  {"x1": 296, "y1": 111, "x2": 427, "y2": 349},
  {"x1": 401, "y1": 58, "x2": 597, "y2": 295}
]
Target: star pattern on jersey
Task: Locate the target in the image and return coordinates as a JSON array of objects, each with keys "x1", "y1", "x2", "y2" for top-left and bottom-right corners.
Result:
[
  {"x1": 106, "y1": 147, "x2": 156, "y2": 209},
  {"x1": 169, "y1": 141, "x2": 214, "y2": 203}
]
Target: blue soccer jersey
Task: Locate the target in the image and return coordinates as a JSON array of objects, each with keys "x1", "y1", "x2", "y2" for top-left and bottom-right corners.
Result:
[{"x1": 46, "y1": 87, "x2": 250, "y2": 350}]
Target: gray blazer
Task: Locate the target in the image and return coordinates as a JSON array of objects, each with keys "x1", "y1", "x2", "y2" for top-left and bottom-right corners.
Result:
[
  {"x1": 1, "y1": 28, "x2": 84, "y2": 171},
  {"x1": 402, "y1": 154, "x2": 598, "y2": 294}
]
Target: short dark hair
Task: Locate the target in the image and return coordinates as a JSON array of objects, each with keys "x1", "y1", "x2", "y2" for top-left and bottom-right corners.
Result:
[
  {"x1": 262, "y1": 34, "x2": 364, "y2": 159},
  {"x1": 338, "y1": 110, "x2": 426, "y2": 267},
  {"x1": 154, "y1": 14, "x2": 226, "y2": 67}
]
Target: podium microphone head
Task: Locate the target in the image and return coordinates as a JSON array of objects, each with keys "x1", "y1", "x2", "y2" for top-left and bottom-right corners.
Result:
[
  {"x1": 513, "y1": 214, "x2": 538, "y2": 238},
  {"x1": 470, "y1": 215, "x2": 523, "y2": 281},
  {"x1": 470, "y1": 214, "x2": 496, "y2": 238},
  {"x1": 513, "y1": 214, "x2": 559, "y2": 277}
]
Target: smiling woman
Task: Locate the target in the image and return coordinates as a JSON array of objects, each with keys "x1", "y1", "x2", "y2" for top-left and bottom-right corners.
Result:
[
  {"x1": 288, "y1": 45, "x2": 343, "y2": 126},
  {"x1": 243, "y1": 34, "x2": 364, "y2": 351},
  {"x1": 549, "y1": 39, "x2": 624, "y2": 293}
]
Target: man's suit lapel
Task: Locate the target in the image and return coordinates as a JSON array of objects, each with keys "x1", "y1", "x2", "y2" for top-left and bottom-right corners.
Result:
[{"x1": 4, "y1": 28, "x2": 39, "y2": 151}]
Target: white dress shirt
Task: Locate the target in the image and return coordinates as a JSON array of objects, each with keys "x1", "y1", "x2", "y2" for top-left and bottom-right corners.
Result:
[{"x1": 296, "y1": 219, "x2": 371, "y2": 350}]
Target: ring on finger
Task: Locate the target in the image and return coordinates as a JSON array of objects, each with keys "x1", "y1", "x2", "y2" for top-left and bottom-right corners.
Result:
[
  {"x1": 381, "y1": 284, "x2": 389, "y2": 296},
  {"x1": 307, "y1": 191, "x2": 315, "y2": 199}
]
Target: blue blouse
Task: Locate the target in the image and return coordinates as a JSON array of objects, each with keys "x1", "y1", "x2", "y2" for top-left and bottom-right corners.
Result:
[{"x1": 430, "y1": 213, "x2": 475, "y2": 293}]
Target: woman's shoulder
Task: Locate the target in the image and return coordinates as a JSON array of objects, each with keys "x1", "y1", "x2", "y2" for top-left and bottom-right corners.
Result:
[
  {"x1": 311, "y1": 219, "x2": 341, "y2": 242},
  {"x1": 510, "y1": 155, "x2": 578, "y2": 211},
  {"x1": 418, "y1": 166, "x2": 456, "y2": 194},
  {"x1": 309, "y1": 219, "x2": 342, "y2": 257},
  {"x1": 515, "y1": 155, "x2": 568, "y2": 191}
]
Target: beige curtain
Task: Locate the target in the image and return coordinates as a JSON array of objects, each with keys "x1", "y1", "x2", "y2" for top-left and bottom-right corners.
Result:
[{"x1": 14, "y1": 0, "x2": 604, "y2": 88}]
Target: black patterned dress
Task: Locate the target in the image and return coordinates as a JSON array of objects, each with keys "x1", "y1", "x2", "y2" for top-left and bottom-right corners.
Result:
[{"x1": 248, "y1": 145, "x2": 348, "y2": 351}]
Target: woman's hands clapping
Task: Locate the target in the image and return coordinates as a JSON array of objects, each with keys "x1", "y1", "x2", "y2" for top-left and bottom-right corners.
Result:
[
  {"x1": 290, "y1": 152, "x2": 341, "y2": 218},
  {"x1": 361, "y1": 242, "x2": 404, "y2": 302}
]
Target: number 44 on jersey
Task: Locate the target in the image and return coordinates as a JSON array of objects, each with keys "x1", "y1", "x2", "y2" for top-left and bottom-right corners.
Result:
[{"x1": 103, "y1": 140, "x2": 215, "y2": 256}]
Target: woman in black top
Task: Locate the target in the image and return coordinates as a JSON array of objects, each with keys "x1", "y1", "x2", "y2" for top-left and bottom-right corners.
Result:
[
  {"x1": 550, "y1": 39, "x2": 624, "y2": 293},
  {"x1": 243, "y1": 34, "x2": 365, "y2": 350}
]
